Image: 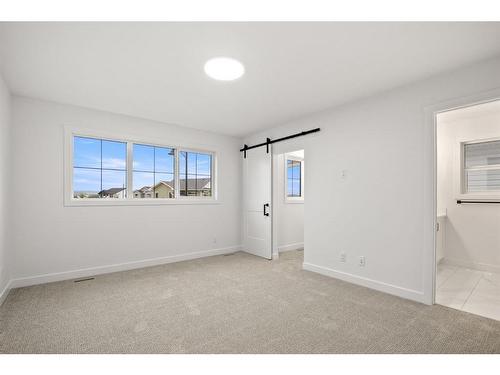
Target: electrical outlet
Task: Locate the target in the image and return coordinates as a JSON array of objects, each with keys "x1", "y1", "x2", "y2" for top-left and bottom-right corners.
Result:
[
  {"x1": 340, "y1": 252, "x2": 346, "y2": 262},
  {"x1": 213, "y1": 237, "x2": 217, "y2": 244},
  {"x1": 359, "y1": 256, "x2": 365, "y2": 267}
]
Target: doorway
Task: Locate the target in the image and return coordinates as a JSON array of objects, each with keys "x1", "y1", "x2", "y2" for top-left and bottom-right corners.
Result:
[
  {"x1": 272, "y1": 149, "x2": 305, "y2": 259},
  {"x1": 435, "y1": 99, "x2": 500, "y2": 321}
]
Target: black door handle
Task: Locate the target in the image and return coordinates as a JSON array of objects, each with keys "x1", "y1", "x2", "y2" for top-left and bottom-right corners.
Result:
[{"x1": 263, "y1": 203, "x2": 270, "y2": 216}]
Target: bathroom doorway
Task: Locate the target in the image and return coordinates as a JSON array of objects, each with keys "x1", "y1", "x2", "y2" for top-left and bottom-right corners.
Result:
[{"x1": 435, "y1": 99, "x2": 500, "y2": 321}]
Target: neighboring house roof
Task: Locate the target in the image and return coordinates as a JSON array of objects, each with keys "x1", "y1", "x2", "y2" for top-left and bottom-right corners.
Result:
[
  {"x1": 134, "y1": 186, "x2": 153, "y2": 194},
  {"x1": 99, "y1": 187, "x2": 126, "y2": 196},
  {"x1": 153, "y1": 181, "x2": 174, "y2": 190},
  {"x1": 154, "y1": 179, "x2": 211, "y2": 190},
  {"x1": 179, "y1": 178, "x2": 211, "y2": 190},
  {"x1": 132, "y1": 178, "x2": 211, "y2": 194}
]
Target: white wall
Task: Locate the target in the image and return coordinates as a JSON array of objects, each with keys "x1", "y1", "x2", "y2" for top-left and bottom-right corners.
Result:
[
  {"x1": 10, "y1": 97, "x2": 242, "y2": 286},
  {"x1": 274, "y1": 152, "x2": 304, "y2": 254},
  {"x1": 245, "y1": 56, "x2": 500, "y2": 304},
  {"x1": 0, "y1": 72, "x2": 11, "y2": 300},
  {"x1": 437, "y1": 104, "x2": 500, "y2": 273}
]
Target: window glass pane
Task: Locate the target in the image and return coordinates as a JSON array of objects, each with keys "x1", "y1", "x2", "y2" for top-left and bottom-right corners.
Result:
[
  {"x1": 133, "y1": 144, "x2": 154, "y2": 171},
  {"x1": 74, "y1": 136, "x2": 101, "y2": 168},
  {"x1": 132, "y1": 144, "x2": 176, "y2": 199},
  {"x1": 179, "y1": 151, "x2": 197, "y2": 175},
  {"x1": 179, "y1": 151, "x2": 213, "y2": 197},
  {"x1": 155, "y1": 147, "x2": 175, "y2": 173},
  {"x1": 292, "y1": 163, "x2": 300, "y2": 179},
  {"x1": 133, "y1": 172, "x2": 154, "y2": 198},
  {"x1": 287, "y1": 179, "x2": 293, "y2": 196},
  {"x1": 197, "y1": 153, "x2": 211, "y2": 176},
  {"x1": 292, "y1": 179, "x2": 301, "y2": 196},
  {"x1": 102, "y1": 140, "x2": 126, "y2": 170},
  {"x1": 101, "y1": 170, "x2": 127, "y2": 198},
  {"x1": 466, "y1": 169, "x2": 500, "y2": 192},
  {"x1": 465, "y1": 140, "x2": 500, "y2": 168},
  {"x1": 73, "y1": 168, "x2": 101, "y2": 198},
  {"x1": 286, "y1": 159, "x2": 302, "y2": 198}
]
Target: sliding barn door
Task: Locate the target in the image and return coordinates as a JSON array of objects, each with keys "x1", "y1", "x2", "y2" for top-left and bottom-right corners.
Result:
[{"x1": 243, "y1": 146, "x2": 272, "y2": 260}]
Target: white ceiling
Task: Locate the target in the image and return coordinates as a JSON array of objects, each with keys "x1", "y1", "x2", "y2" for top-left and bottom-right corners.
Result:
[{"x1": 1, "y1": 22, "x2": 500, "y2": 137}]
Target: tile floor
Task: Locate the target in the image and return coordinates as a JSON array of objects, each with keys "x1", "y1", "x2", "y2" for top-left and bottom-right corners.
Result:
[{"x1": 436, "y1": 263, "x2": 500, "y2": 321}]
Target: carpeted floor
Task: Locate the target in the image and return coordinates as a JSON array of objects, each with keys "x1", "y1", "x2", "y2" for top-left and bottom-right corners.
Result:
[{"x1": 1, "y1": 250, "x2": 500, "y2": 353}]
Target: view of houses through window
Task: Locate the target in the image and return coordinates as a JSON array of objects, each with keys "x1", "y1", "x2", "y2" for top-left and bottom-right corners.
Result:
[
  {"x1": 73, "y1": 136, "x2": 127, "y2": 199},
  {"x1": 72, "y1": 136, "x2": 213, "y2": 199},
  {"x1": 179, "y1": 151, "x2": 212, "y2": 197},
  {"x1": 132, "y1": 143, "x2": 175, "y2": 199},
  {"x1": 286, "y1": 159, "x2": 302, "y2": 197}
]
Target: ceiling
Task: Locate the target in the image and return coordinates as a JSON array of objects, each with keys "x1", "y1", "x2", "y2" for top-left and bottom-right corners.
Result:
[{"x1": 1, "y1": 22, "x2": 500, "y2": 137}]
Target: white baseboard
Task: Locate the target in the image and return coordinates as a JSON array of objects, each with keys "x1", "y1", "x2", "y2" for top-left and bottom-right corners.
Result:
[
  {"x1": 0, "y1": 279, "x2": 12, "y2": 306},
  {"x1": 441, "y1": 257, "x2": 500, "y2": 274},
  {"x1": 302, "y1": 262, "x2": 425, "y2": 304},
  {"x1": 277, "y1": 242, "x2": 304, "y2": 252},
  {"x1": 9, "y1": 245, "x2": 242, "y2": 289}
]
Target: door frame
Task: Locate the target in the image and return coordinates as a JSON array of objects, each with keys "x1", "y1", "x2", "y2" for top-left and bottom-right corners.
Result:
[{"x1": 425, "y1": 88, "x2": 500, "y2": 305}]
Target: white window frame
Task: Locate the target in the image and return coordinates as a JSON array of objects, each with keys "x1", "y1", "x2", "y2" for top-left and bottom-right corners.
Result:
[
  {"x1": 64, "y1": 126, "x2": 218, "y2": 206},
  {"x1": 284, "y1": 154, "x2": 304, "y2": 203},
  {"x1": 459, "y1": 136, "x2": 500, "y2": 200}
]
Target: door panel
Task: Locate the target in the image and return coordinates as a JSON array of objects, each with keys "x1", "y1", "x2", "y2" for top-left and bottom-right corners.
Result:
[{"x1": 243, "y1": 146, "x2": 272, "y2": 259}]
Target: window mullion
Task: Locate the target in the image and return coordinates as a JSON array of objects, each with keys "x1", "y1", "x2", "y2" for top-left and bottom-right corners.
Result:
[
  {"x1": 175, "y1": 149, "x2": 179, "y2": 198},
  {"x1": 127, "y1": 142, "x2": 133, "y2": 199}
]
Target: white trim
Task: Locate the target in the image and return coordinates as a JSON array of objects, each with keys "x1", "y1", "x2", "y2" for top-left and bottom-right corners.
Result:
[
  {"x1": 425, "y1": 87, "x2": 500, "y2": 306},
  {"x1": 303, "y1": 262, "x2": 425, "y2": 303},
  {"x1": 277, "y1": 242, "x2": 304, "y2": 252},
  {"x1": 0, "y1": 280, "x2": 12, "y2": 306},
  {"x1": 9, "y1": 245, "x2": 241, "y2": 289},
  {"x1": 64, "y1": 125, "x2": 218, "y2": 206},
  {"x1": 441, "y1": 257, "x2": 500, "y2": 274}
]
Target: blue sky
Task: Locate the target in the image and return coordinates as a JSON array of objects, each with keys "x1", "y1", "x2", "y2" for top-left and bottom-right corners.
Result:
[{"x1": 73, "y1": 136, "x2": 211, "y2": 194}]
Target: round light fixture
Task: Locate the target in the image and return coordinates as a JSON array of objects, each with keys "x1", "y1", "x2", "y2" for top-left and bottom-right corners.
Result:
[{"x1": 204, "y1": 57, "x2": 245, "y2": 81}]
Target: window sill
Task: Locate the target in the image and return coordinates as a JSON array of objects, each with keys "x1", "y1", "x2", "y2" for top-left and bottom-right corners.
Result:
[
  {"x1": 64, "y1": 198, "x2": 220, "y2": 207},
  {"x1": 284, "y1": 198, "x2": 304, "y2": 204}
]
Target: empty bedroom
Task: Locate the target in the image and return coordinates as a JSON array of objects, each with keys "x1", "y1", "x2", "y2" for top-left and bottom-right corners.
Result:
[{"x1": 1, "y1": 1, "x2": 500, "y2": 373}]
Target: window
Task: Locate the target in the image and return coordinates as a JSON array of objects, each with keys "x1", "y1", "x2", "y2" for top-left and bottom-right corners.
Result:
[
  {"x1": 67, "y1": 129, "x2": 216, "y2": 205},
  {"x1": 179, "y1": 151, "x2": 212, "y2": 197},
  {"x1": 133, "y1": 144, "x2": 175, "y2": 199},
  {"x1": 73, "y1": 136, "x2": 127, "y2": 199},
  {"x1": 286, "y1": 159, "x2": 302, "y2": 198},
  {"x1": 463, "y1": 139, "x2": 500, "y2": 193}
]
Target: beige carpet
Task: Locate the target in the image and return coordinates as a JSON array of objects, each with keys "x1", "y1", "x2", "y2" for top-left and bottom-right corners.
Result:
[{"x1": 1, "y1": 250, "x2": 499, "y2": 353}]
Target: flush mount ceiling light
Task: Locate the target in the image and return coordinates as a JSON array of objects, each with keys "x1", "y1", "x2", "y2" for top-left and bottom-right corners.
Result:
[{"x1": 204, "y1": 57, "x2": 245, "y2": 81}]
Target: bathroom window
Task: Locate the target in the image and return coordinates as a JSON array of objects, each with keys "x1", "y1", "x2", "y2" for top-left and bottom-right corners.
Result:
[{"x1": 463, "y1": 139, "x2": 500, "y2": 193}]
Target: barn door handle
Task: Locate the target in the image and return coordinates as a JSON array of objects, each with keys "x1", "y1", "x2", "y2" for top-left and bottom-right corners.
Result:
[{"x1": 263, "y1": 203, "x2": 270, "y2": 216}]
